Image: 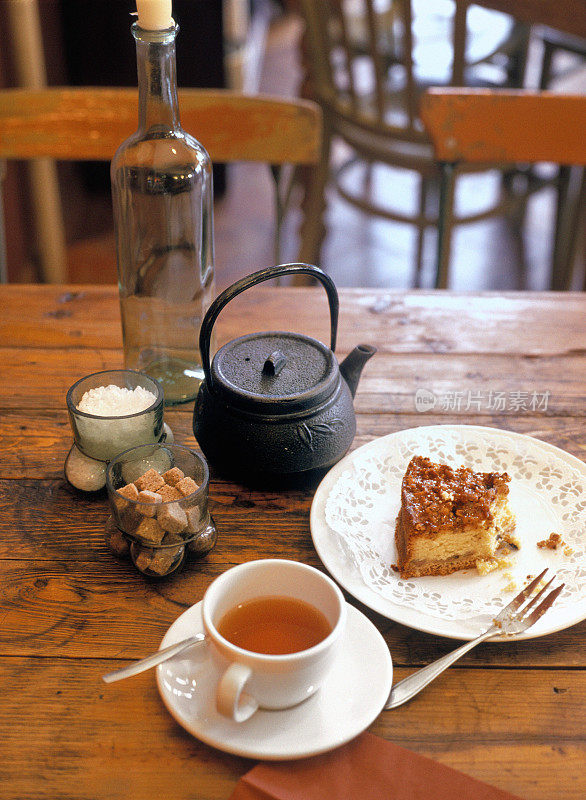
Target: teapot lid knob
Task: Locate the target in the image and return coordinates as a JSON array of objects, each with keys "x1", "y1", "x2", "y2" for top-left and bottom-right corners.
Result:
[{"x1": 262, "y1": 350, "x2": 287, "y2": 377}]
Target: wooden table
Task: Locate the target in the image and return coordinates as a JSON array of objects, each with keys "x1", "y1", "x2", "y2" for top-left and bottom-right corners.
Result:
[{"x1": 1, "y1": 284, "x2": 585, "y2": 800}]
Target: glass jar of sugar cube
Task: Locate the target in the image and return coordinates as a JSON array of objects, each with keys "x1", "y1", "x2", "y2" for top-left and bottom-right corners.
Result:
[
  {"x1": 65, "y1": 370, "x2": 167, "y2": 492},
  {"x1": 105, "y1": 443, "x2": 217, "y2": 577}
]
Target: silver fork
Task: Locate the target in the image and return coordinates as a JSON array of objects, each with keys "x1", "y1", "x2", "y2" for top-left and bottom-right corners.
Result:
[{"x1": 385, "y1": 569, "x2": 564, "y2": 709}]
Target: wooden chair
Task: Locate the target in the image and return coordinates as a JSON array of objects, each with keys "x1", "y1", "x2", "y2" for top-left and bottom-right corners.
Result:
[
  {"x1": 294, "y1": 0, "x2": 530, "y2": 285},
  {"x1": 535, "y1": 27, "x2": 586, "y2": 290},
  {"x1": 0, "y1": 87, "x2": 323, "y2": 282},
  {"x1": 421, "y1": 88, "x2": 586, "y2": 288}
]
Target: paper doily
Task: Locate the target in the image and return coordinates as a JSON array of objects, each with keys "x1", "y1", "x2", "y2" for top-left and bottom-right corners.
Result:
[{"x1": 312, "y1": 426, "x2": 586, "y2": 629}]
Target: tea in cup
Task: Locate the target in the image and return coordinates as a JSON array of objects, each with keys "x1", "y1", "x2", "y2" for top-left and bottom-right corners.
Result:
[{"x1": 202, "y1": 559, "x2": 346, "y2": 722}]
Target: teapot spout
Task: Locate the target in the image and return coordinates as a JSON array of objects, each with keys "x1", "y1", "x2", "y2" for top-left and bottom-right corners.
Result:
[{"x1": 339, "y1": 344, "x2": 377, "y2": 398}]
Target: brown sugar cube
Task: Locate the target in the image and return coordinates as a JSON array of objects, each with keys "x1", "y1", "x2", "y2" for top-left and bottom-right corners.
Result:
[
  {"x1": 158, "y1": 484, "x2": 182, "y2": 502},
  {"x1": 146, "y1": 533, "x2": 185, "y2": 575},
  {"x1": 113, "y1": 481, "x2": 139, "y2": 511},
  {"x1": 176, "y1": 476, "x2": 199, "y2": 497},
  {"x1": 163, "y1": 532, "x2": 183, "y2": 547},
  {"x1": 137, "y1": 490, "x2": 163, "y2": 517},
  {"x1": 105, "y1": 515, "x2": 130, "y2": 558},
  {"x1": 185, "y1": 505, "x2": 203, "y2": 533},
  {"x1": 147, "y1": 547, "x2": 184, "y2": 575},
  {"x1": 118, "y1": 504, "x2": 142, "y2": 533},
  {"x1": 135, "y1": 468, "x2": 165, "y2": 493},
  {"x1": 162, "y1": 467, "x2": 185, "y2": 487},
  {"x1": 158, "y1": 502, "x2": 187, "y2": 534},
  {"x1": 133, "y1": 546, "x2": 156, "y2": 572},
  {"x1": 134, "y1": 516, "x2": 165, "y2": 545},
  {"x1": 118, "y1": 482, "x2": 139, "y2": 501}
]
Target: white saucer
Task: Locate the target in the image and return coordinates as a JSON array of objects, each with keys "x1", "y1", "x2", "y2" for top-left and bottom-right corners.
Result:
[{"x1": 156, "y1": 601, "x2": 393, "y2": 760}]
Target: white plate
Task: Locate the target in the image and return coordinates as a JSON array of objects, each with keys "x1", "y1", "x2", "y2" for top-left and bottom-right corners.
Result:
[
  {"x1": 311, "y1": 425, "x2": 586, "y2": 641},
  {"x1": 156, "y1": 601, "x2": 393, "y2": 760}
]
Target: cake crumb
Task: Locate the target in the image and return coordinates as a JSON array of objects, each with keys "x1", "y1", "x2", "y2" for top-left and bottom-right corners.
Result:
[
  {"x1": 502, "y1": 571, "x2": 517, "y2": 592},
  {"x1": 476, "y1": 556, "x2": 512, "y2": 576},
  {"x1": 537, "y1": 532, "x2": 563, "y2": 550},
  {"x1": 476, "y1": 558, "x2": 499, "y2": 575},
  {"x1": 500, "y1": 530, "x2": 521, "y2": 550}
]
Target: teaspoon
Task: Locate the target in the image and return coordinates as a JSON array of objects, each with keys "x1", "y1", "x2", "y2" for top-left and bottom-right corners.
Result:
[{"x1": 102, "y1": 633, "x2": 207, "y2": 683}]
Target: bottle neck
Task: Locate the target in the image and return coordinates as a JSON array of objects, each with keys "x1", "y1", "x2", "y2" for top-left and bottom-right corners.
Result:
[{"x1": 133, "y1": 22, "x2": 180, "y2": 133}]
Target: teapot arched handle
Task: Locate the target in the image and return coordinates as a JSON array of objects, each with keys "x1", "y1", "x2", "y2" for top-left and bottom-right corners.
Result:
[{"x1": 199, "y1": 263, "x2": 339, "y2": 394}]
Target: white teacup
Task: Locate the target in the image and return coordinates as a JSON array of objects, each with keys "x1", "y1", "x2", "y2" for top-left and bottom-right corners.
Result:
[{"x1": 202, "y1": 559, "x2": 346, "y2": 722}]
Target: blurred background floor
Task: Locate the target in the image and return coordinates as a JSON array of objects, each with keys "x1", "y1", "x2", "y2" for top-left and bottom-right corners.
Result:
[{"x1": 6, "y1": 8, "x2": 585, "y2": 291}]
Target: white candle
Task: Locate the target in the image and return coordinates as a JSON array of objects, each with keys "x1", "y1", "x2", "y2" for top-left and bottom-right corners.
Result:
[{"x1": 136, "y1": 0, "x2": 174, "y2": 30}]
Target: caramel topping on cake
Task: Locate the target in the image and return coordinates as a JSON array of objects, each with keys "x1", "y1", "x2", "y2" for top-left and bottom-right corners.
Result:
[{"x1": 402, "y1": 456, "x2": 510, "y2": 534}]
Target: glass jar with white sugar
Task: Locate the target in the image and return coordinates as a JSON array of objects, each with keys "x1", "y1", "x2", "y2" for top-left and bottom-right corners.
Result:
[{"x1": 66, "y1": 370, "x2": 165, "y2": 464}]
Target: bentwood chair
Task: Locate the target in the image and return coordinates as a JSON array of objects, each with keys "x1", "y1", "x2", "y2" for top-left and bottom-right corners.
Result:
[
  {"x1": 294, "y1": 0, "x2": 530, "y2": 285},
  {"x1": 0, "y1": 88, "x2": 323, "y2": 282},
  {"x1": 421, "y1": 88, "x2": 586, "y2": 289}
]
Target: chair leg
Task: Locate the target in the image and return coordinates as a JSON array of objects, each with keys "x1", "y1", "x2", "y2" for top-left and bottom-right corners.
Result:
[
  {"x1": 7, "y1": 0, "x2": 67, "y2": 282},
  {"x1": 270, "y1": 163, "x2": 284, "y2": 267},
  {"x1": 552, "y1": 166, "x2": 585, "y2": 290},
  {"x1": 296, "y1": 122, "x2": 331, "y2": 268},
  {"x1": 435, "y1": 163, "x2": 456, "y2": 289},
  {"x1": 414, "y1": 176, "x2": 429, "y2": 287},
  {"x1": 28, "y1": 159, "x2": 68, "y2": 282},
  {"x1": 551, "y1": 165, "x2": 571, "y2": 286},
  {"x1": 505, "y1": 170, "x2": 529, "y2": 289}
]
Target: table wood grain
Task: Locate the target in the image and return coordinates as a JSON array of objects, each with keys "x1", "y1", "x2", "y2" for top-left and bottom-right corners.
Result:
[{"x1": 0, "y1": 285, "x2": 584, "y2": 800}]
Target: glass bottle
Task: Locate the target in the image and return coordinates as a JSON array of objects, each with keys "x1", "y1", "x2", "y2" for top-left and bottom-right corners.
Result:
[{"x1": 111, "y1": 16, "x2": 215, "y2": 405}]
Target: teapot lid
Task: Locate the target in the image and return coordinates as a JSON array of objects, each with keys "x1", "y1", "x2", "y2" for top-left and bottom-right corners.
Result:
[{"x1": 211, "y1": 332, "x2": 339, "y2": 415}]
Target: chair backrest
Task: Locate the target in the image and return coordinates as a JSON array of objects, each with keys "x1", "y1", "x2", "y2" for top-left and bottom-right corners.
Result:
[
  {"x1": 420, "y1": 88, "x2": 586, "y2": 165},
  {"x1": 0, "y1": 87, "x2": 322, "y2": 164},
  {"x1": 421, "y1": 87, "x2": 585, "y2": 289},
  {"x1": 295, "y1": 0, "x2": 521, "y2": 144},
  {"x1": 0, "y1": 87, "x2": 322, "y2": 282}
]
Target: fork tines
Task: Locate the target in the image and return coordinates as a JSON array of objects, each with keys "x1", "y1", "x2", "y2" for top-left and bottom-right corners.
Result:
[
  {"x1": 504, "y1": 568, "x2": 565, "y2": 625},
  {"x1": 509, "y1": 568, "x2": 549, "y2": 612},
  {"x1": 524, "y1": 581, "x2": 565, "y2": 626}
]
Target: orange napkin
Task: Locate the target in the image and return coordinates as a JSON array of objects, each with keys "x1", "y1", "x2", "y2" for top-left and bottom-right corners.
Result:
[{"x1": 229, "y1": 733, "x2": 522, "y2": 800}]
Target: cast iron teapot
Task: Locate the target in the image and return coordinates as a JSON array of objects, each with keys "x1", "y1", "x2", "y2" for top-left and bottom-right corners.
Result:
[{"x1": 193, "y1": 263, "x2": 376, "y2": 485}]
